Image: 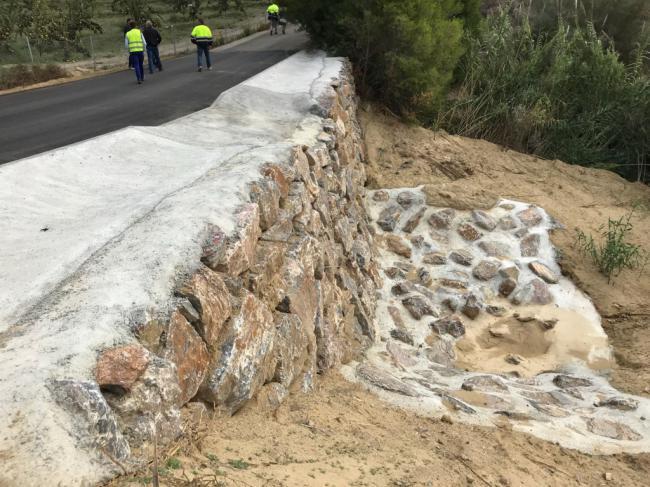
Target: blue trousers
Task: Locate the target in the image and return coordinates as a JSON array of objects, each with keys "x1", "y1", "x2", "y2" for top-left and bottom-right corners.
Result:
[
  {"x1": 129, "y1": 52, "x2": 144, "y2": 82},
  {"x1": 196, "y1": 43, "x2": 211, "y2": 68},
  {"x1": 147, "y1": 45, "x2": 162, "y2": 73}
]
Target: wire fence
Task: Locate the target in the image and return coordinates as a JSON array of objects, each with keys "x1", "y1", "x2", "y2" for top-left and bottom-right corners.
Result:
[{"x1": 2, "y1": 19, "x2": 269, "y2": 70}]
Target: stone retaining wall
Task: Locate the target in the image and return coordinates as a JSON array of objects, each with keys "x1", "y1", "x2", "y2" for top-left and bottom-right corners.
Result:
[{"x1": 77, "y1": 61, "x2": 380, "y2": 481}]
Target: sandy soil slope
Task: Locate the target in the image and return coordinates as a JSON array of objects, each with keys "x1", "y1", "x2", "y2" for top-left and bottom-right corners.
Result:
[{"x1": 110, "y1": 107, "x2": 650, "y2": 487}]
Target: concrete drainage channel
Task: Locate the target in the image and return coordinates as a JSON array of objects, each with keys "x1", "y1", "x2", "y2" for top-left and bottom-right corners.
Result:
[
  {"x1": 0, "y1": 51, "x2": 648, "y2": 487},
  {"x1": 342, "y1": 187, "x2": 650, "y2": 454}
]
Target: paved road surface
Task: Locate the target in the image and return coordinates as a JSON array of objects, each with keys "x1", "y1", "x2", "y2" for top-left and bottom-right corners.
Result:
[{"x1": 0, "y1": 31, "x2": 309, "y2": 164}]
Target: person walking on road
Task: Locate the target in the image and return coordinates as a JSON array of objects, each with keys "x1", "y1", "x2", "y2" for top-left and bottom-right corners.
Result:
[
  {"x1": 123, "y1": 18, "x2": 134, "y2": 69},
  {"x1": 143, "y1": 20, "x2": 163, "y2": 74},
  {"x1": 191, "y1": 19, "x2": 214, "y2": 72},
  {"x1": 125, "y1": 20, "x2": 146, "y2": 84},
  {"x1": 279, "y1": 5, "x2": 288, "y2": 35},
  {"x1": 267, "y1": 3, "x2": 280, "y2": 35}
]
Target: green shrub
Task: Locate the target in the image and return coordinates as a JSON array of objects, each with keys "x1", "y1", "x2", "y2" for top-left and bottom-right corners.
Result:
[
  {"x1": 228, "y1": 458, "x2": 250, "y2": 469},
  {"x1": 165, "y1": 457, "x2": 182, "y2": 470},
  {"x1": 575, "y1": 210, "x2": 648, "y2": 283},
  {"x1": 285, "y1": 0, "x2": 478, "y2": 118},
  {"x1": 439, "y1": 10, "x2": 650, "y2": 182}
]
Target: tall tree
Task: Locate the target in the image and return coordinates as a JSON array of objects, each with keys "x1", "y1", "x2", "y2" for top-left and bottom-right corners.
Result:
[{"x1": 285, "y1": 0, "x2": 480, "y2": 119}]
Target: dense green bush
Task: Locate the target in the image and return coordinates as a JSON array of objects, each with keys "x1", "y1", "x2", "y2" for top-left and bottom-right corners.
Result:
[
  {"x1": 439, "y1": 11, "x2": 650, "y2": 182},
  {"x1": 285, "y1": 0, "x2": 478, "y2": 118}
]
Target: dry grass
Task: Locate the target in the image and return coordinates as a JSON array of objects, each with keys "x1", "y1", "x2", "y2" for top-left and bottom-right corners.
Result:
[{"x1": 0, "y1": 64, "x2": 69, "y2": 89}]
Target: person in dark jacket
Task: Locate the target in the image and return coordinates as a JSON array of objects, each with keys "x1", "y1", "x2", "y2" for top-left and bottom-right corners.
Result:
[
  {"x1": 143, "y1": 20, "x2": 163, "y2": 74},
  {"x1": 124, "y1": 18, "x2": 134, "y2": 69}
]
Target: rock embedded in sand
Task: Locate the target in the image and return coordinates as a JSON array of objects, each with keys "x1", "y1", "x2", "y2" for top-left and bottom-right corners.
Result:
[
  {"x1": 449, "y1": 249, "x2": 474, "y2": 266},
  {"x1": 430, "y1": 315, "x2": 466, "y2": 338},
  {"x1": 514, "y1": 227, "x2": 528, "y2": 238},
  {"x1": 356, "y1": 363, "x2": 419, "y2": 397},
  {"x1": 553, "y1": 375, "x2": 593, "y2": 389},
  {"x1": 425, "y1": 339, "x2": 456, "y2": 367},
  {"x1": 372, "y1": 190, "x2": 390, "y2": 202},
  {"x1": 387, "y1": 340, "x2": 418, "y2": 368},
  {"x1": 520, "y1": 233, "x2": 541, "y2": 257},
  {"x1": 391, "y1": 281, "x2": 414, "y2": 296},
  {"x1": 441, "y1": 295, "x2": 462, "y2": 312},
  {"x1": 461, "y1": 294, "x2": 481, "y2": 319},
  {"x1": 488, "y1": 323, "x2": 510, "y2": 338},
  {"x1": 499, "y1": 266, "x2": 520, "y2": 280},
  {"x1": 440, "y1": 394, "x2": 477, "y2": 414},
  {"x1": 418, "y1": 267, "x2": 433, "y2": 286},
  {"x1": 440, "y1": 278, "x2": 468, "y2": 290},
  {"x1": 585, "y1": 417, "x2": 642, "y2": 441},
  {"x1": 471, "y1": 210, "x2": 497, "y2": 231},
  {"x1": 500, "y1": 203, "x2": 516, "y2": 210},
  {"x1": 402, "y1": 207, "x2": 426, "y2": 233},
  {"x1": 428, "y1": 208, "x2": 456, "y2": 230},
  {"x1": 499, "y1": 278, "x2": 518, "y2": 297},
  {"x1": 377, "y1": 205, "x2": 402, "y2": 231},
  {"x1": 478, "y1": 240, "x2": 510, "y2": 258},
  {"x1": 486, "y1": 305, "x2": 507, "y2": 317},
  {"x1": 423, "y1": 252, "x2": 447, "y2": 265},
  {"x1": 528, "y1": 261, "x2": 559, "y2": 284},
  {"x1": 402, "y1": 296, "x2": 438, "y2": 320},
  {"x1": 505, "y1": 354, "x2": 524, "y2": 365},
  {"x1": 517, "y1": 206, "x2": 544, "y2": 227},
  {"x1": 498, "y1": 216, "x2": 517, "y2": 230},
  {"x1": 595, "y1": 397, "x2": 639, "y2": 411},
  {"x1": 385, "y1": 266, "x2": 404, "y2": 279},
  {"x1": 511, "y1": 278, "x2": 553, "y2": 305},
  {"x1": 473, "y1": 260, "x2": 501, "y2": 281},
  {"x1": 394, "y1": 261, "x2": 416, "y2": 273},
  {"x1": 388, "y1": 305, "x2": 407, "y2": 329},
  {"x1": 461, "y1": 375, "x2": 508, "y2": 392},
  {"x1": 384, "y1": 234, "x2": 412, "y2": 258},
  {"x1": 390, "y1": 328, "x2": 415, "y2": 346},
  {"x1": 409, "y1": 235, "x2": 425, "y2": 248},
  {"x1": 457, "y1": 222, "x2": 482, "y2": 241},
  {"x1": 397, "y1": 191, "x2": 418, "y2": 209}
]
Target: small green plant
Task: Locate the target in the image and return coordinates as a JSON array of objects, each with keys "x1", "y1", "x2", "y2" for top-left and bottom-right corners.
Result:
[
  {"x1": 166, "y1": 457, "x2": 182, "y2": 470},
  {"x1": 575, "y1": 210, "x2": 648, "y2": 283},
  {"x1": 228, "y1": 458, "x2": 250, "y2": 470}
]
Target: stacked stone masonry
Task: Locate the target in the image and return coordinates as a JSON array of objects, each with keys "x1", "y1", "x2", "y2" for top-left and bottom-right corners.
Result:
[{"x1": 92, "y1": 67, "x2": 382, "y2": 469}]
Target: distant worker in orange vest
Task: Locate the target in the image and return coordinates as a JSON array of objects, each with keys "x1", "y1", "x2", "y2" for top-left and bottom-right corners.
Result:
[
  {"x1": 191, "y1": 18, "x2": 214, "y2": 72},
  {"x1": 124, "y1": 20, "x2": 147, "y2": 84}
]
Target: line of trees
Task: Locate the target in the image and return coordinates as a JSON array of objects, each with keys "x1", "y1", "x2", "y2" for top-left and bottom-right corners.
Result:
[
  {"x1": 0, "y1": 0, "x2": 102, "y2": 57},
  {"x1": 0, "y1": 0, "x2": 252, "y2": 55}
]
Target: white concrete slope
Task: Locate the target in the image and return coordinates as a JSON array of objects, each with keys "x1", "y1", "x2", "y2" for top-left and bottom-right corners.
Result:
[{"x1": 0, "y1": 51, "x2": 343, "y2": 486}]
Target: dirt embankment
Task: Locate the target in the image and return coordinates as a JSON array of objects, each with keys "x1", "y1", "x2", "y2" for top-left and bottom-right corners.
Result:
[{"x1": 111, "y1": 107, "x2": 650, "y2": 487}]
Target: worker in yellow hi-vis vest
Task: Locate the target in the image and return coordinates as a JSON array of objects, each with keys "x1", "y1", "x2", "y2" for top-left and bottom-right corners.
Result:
[
  {"x1": 267, "y1": 3, "x2": 280, "y2": 35},
  {"x1": 191, "y1": 18, "x2": 214, "y2": 72},
  {"x1": 124, "y1": 20, "x2": 147, "y2": 84}
]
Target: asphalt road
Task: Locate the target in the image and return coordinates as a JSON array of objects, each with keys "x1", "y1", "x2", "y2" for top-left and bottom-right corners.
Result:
[{"x1": 0, "y1": 30, "x2": 309, "y2": 165}]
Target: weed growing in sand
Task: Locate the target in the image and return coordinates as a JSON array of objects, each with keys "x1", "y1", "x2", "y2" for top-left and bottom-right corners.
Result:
[
  {"x1": 166, "y1": 457, "x2": 182, "y2": 470},
  {"x1": 228, "y1": 458, "x2": 250, "y2": 469},
  {"x1": 575, "y1": 210, "x2": 648, "y2": 283}
]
